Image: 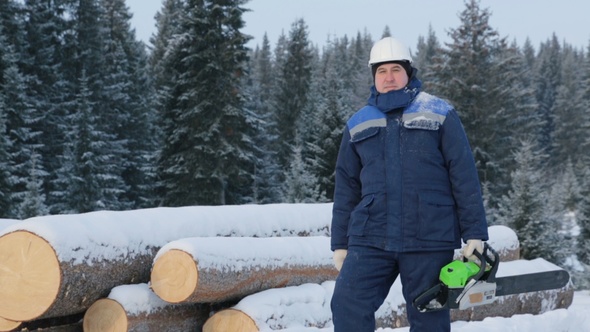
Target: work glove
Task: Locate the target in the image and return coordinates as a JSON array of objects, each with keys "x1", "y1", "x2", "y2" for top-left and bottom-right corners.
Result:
[
  {"x1": 333, "y1": 249, "x2": 347, "y2": 271},
  {"x1": 463, "y1": 239, "x2": 483, "y2": 262}
]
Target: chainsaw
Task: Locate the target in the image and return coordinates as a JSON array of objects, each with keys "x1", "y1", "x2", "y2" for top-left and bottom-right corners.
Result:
[{"x1": 413, "y1": 242, "x2": 571, "y2": 312}]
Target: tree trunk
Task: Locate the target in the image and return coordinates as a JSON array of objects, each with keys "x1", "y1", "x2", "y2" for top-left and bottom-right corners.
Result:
[
  {"x1": 83, "y1": 284, "x2": 209, "y2": 332},
  {"x1": 150, "y1": 236, "x2": 338, "y2": 303}
]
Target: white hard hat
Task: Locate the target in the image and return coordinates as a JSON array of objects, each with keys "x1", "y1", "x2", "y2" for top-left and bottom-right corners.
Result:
[{"x1": 368, "y1": 37, "x2": 412, "y2": 68}]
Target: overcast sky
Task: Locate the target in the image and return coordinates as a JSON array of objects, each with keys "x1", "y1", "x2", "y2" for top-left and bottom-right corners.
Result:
[{"x1": 126, "y1": 0, "x2": 589, "y2": 52}]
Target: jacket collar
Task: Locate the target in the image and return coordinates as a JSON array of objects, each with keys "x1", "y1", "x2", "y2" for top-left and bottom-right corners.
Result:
[{"x1": 368, "y1": 76, "x2": 422, "y2": 113}]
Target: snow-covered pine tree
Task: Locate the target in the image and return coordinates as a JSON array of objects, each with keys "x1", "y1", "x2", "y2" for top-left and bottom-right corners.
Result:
[
  {"x1": 551, "y1": 45, "x2": 585, "y2": 169},
  {"x1": 282, "y1": 145, "x2": 322, "y2": 203},
  {"x1": 495, "y1": 139, "x2": 566, "y2": 262},
  {"x1": 533, "y1": 35, "x2": 562, "y2": 158},
  {"x1": 575, "y1": 162, "x2": 590, "y2": 265},
  {"x1": 0, "y1": 0, "x2": 24, "y2": 55},
  {"x1": 568, "y1": 37, "x2": 590, "y2": 286},
  {"x1": 67, "y1": 71, "x2": 110, "y2": 213},
  {"x1": 149, "y1": 0, "x2": 184, "y2": 85},
  {"x1": 272, "y1": 18, "x2": 313, "y2": 176},
  {"x1": 18, "y1": 151, "x2": 48, "y2": 218},
  {"x1": 1, "y1": 34, "x2": 45, "y2": 219},
  {"x1": 550, "y1": 159, "x2": 582, "y2": 213},
  {"x1": 100, "y1": 0, "x2": 158, "y2": 209},
  {"x1": 569, "y1": 160, "x2": 590, "y2": 289},
  {"x1": 302, "y1": 37, "x2": 350, "y2": 201},
  {"x1": 246, "y1": 34, "x2": 283, "y2": 203},
  {"x1": 0, "y1": 23, "x2": 18, "y2": 217},
  {"x1": 414, "y1": 24, "x2": 441, "y2": 88},
  {"x1": 20, "y1": 0, "x2": 70, "y2": 214},
  {"x1": 157, "y1": 0, "x2": 254, "y2": 206},
  {"x1": 347, "y1": 31, "x2": 373, "y2": 110},
  {"x1": 51, "y1": 0, "x2": 128, "y2": 212},
  {"x1": 0, "y1": 33, "x2": 14, "y2": 217},
  {"x1": 426, "y1": 0, "x2": 537, "y2": 206}
]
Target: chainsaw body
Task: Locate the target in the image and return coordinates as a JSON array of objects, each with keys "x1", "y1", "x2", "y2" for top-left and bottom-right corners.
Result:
[
  {"x1": 413, "y1": 242, "x2": 570, "y2": 312},
  {"x1": 414, "y1": 242, "x2": 500, "y2": 312}
]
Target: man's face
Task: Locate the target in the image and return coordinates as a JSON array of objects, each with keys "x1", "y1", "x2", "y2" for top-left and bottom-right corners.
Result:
[{"x1": 374, "y1": 63, "x2": 409, "y2": 93}]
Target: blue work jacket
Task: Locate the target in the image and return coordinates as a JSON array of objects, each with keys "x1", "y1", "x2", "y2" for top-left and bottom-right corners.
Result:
[{"x1": 331, "y1": 78, "x2": 488, "y2": 252}]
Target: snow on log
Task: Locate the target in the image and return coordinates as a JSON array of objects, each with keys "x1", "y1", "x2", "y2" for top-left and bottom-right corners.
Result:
[
  {"x1": 151, "y1": 236, "x2": 338, "y2": 304},
  {"x1": 204, "y1": 259, "x2": 572, "y2": 331},
  {"x1": 483, "y1": 225, "x2": 520, "y2": 261},
  {"x1": 0, "y1": 219, "x2": 19, "y2": 231},
  {"x1": 83, "y1": 283, "x2": 209, "y2": 332},
  {"x1": 453, "y1": 225, "x2": 520, "y2": 262},
  {"x1": 0, "y1": 203, "x2": 331, "y2": 321}
]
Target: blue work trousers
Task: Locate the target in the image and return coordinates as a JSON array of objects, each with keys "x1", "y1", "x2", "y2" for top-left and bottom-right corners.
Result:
[{"x1": 331, "y1": 245, "x2": 454, "y2": 332}]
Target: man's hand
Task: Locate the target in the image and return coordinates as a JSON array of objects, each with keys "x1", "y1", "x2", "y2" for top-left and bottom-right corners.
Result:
[
  {"x1": 333, "y1": 249, "x2": 347, "y2": 271},
  {"x1": 463, "y1": 239, "x2": 483, "y2": 262}
]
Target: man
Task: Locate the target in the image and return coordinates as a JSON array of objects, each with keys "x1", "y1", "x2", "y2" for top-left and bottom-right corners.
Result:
[{"x1": 330, "y1": 36, "x2": 489, "y2": 331}]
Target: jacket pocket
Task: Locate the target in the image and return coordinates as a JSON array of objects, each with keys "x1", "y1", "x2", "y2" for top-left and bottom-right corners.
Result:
[
  {"x1": 348, "y1": 194, "x2": 374, "y2": 236},
  {"x1": 350, "y1": 127, "x2": 381, "y2": 161},
  {"x1": 350, "y1": 126, "x2": 380, "y2": 142},
  {"x1": 417, "y1": 192, "x2": 456, "y2": 242}
]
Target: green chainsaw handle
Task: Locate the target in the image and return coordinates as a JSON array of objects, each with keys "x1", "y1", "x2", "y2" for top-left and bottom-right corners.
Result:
[{"x1": 412, "y1": 243, "x2": 499, "y2": 312}]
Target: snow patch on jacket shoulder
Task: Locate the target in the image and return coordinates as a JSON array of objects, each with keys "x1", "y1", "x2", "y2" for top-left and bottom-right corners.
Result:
[{"x1": 403, "y1": 92, "x2": 452, "y2": 130}]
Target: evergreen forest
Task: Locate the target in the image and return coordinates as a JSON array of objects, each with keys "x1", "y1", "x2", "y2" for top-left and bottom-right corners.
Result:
[{"x1": 1, "y1": 0, "x2": 589, "y2": 287}]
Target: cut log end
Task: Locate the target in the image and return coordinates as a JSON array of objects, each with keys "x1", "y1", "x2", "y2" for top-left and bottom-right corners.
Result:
[
  {"x1": 150, "y1": 249, "x2": 198, "y2": 303},
  {"x1": 203, "y1": 309, "x2": 258, "y2": 332},
  {"x1": 0, "y1": 316, "x2": 21, "y2": 332},
  {"x1": 83, "y1": 298, "x2": 127, "y2": 332},
  {"x1": 0, "y1": 231, "x2": 61, "y2": 321}
]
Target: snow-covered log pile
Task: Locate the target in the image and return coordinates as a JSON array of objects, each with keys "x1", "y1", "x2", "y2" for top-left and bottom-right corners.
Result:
[
  {"x1": 203, "y1": 259, "x2": 573, "y2": 331},
  {"x1": 0, "y1": 204, "x2": 571, "y2": 331},
  {"x1": 0, "y1": 203, "x2": 331, "y2": 328}
]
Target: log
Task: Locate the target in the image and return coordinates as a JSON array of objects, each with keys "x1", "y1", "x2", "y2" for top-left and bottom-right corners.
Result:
[
  {"x1": 150, "y1": 236, "x2": 338, "y2": 303},
  {"x1": 83, "y1": 283, "x2": 209, "y2": 332},
  {"x1": 14, "y1": 313, "x2": 84, "y2": 332},
  {"x1": 203, "y1": 282, "x2": 333, "y2": 332},
  {"x1": 0, "y1": 231, "x2": 61, "y2": 322},
  {"x1": 202, "y1": 309, "x2": 257, "y2": 332},
  {"x1": 454, "y1": 225, "x2": 520, "y2": 262},
  {"x1": 0, "y1": 203, "x2": 331, "y2": 321},
  {"x1": 0, "y1": 317, "x2": 20, "y2": 332},
  {"x1": 203, "y1": 259, "x2": 572, "y2": 331},
  {"x1": 484, "y1": 225, "x2": 520, "y2": 261}
]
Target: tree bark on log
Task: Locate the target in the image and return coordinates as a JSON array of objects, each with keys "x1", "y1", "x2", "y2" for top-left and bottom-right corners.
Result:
[
  {"x1": 83, "y1": 284, "x2": 209, "y2": 332},
  {"x1": 0, "y1": 203, "x2": 332, "y2": 321},
  {"x1": 203, "y1": 259, "x2": 573, "y2": 331},
  {"x1": 150, "y1": 236, "x2": 338, "y2": 304}
]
